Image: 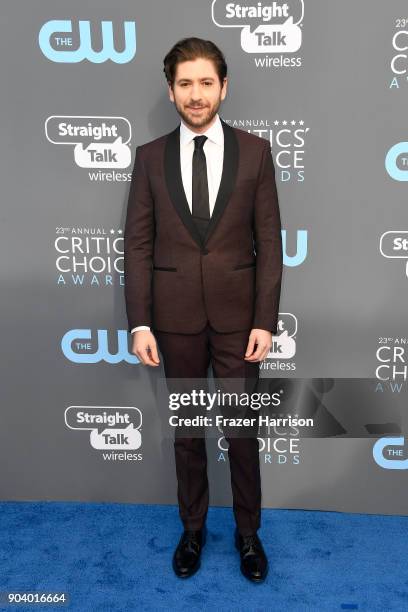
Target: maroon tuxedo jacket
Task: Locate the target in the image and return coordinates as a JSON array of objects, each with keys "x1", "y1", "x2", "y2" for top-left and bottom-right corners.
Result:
[{"x1": 124, "y1": 118, "x2": 283, "y2": 335}]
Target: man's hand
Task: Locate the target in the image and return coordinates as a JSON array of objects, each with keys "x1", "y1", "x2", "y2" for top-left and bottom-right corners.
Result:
[
  {"x1": 244, "y1": 328, "x2": 272, "y2": 362},
  {"x1": 131, "y1": 330, "x2": 160, "y2": 366}
]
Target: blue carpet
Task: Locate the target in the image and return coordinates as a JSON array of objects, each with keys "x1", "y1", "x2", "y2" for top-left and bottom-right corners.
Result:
[{"x1": 0, "y1": 501, "x2": 407, "y2": 611}]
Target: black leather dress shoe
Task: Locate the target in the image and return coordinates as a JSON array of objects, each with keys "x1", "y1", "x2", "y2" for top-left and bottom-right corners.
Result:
[
  {"x1": 235, "y1": 529, "x2": 268, "y2": 582},
  {"x1": 172, "y1": 526, "x2": 206, "y2": 578}
]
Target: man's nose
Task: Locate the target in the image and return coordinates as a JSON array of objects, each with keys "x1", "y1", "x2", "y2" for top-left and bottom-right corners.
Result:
[{"x1": 190, "y1": 84, "x2": 203, "y2": 99}]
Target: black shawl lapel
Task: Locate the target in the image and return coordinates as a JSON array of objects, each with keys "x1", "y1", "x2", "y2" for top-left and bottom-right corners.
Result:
[
  {"x1": 164, "y1": 123, "x2": 203, "y2": 250},
  {"x1": 164, "y1": 117, "x2": 239, "y2": 252},
  {"x1": 203, "y1": 118, "x2": 239, "y2": 246}
]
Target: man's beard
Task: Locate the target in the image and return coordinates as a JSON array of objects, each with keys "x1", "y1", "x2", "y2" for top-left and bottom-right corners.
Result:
[{"x1": 174, "y1": 99, "x2": 221, "y2": 130}]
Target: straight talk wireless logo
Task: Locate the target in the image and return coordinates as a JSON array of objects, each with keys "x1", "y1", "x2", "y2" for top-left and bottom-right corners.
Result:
[
  {"x1": 212, "y1": 0, "x2": 304, "y2": 67},
  {"x1": 45, "y1": 116, "x2": 133, "y2": 182},
  {"x1": 65, "y1": 406, "x2": 143, "y2": 461},
  {"x1": 261, "y1": 313, "x2": 297, "y2": 374}
]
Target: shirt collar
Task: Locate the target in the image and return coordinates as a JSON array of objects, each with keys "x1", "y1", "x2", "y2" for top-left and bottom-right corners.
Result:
[{"x1": 180, "y1": 113, "x2": 223, "y2": 148}]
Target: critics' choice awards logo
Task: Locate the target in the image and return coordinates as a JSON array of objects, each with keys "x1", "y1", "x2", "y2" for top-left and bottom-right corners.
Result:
[
  {"x1": 217, "y1": 433, "x2": 300, "y2": 465},
  {"x1": 224, "y1": 119, "x2": 309, "y2": 183},
  {"x1": 389, "y1": 19, "x2": 408, "y2": 90},
  {"x1": 45, "y1": 117, "x2": 132, "y2": 181},
  {"x1": 261, "y1": 313, "x2": 297, "y2": 373},
  {"x1": 62, "y1": 330, "x2": 139, "y2": 364},
  {"x1": 217, "y1": 398, "x2": 301, "y2": 466},
  {"x1": 385, "y1": 142, "x2": 408, "y2": 181},
  {"x1": 373, "y1": 437, "x2": 408, "y2": 469},
  {"x1": 55, "y1": 227, "x2": 123, "y2": 287},
  {"x1": 65, "y1": 406, "x2": 143, "y2": 461},
  {"x1": 215, "y1": 386, "x2": 301, "y2": 466},
  {"x1": 376, "y1": 336, "x2": 408, "y2": 382},
  {"x1": 212, "y1": 0, "x2": 304, "y2": 66},
  {"x1": 39, "y1": 20, "x2": 136, "y2": 64},
  {"x1": 380, "y1": 231, "x2": 408, "y2": 277}
]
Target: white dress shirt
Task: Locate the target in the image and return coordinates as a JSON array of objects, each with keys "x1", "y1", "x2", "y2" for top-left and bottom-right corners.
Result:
[{"x1": 131, "y1": 113, "x2": 224, "y2": 334}]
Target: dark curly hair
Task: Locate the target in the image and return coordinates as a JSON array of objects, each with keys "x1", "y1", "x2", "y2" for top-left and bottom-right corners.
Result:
[{"x1": 163, "y1": 37, "x2": 227, "y2": 88}]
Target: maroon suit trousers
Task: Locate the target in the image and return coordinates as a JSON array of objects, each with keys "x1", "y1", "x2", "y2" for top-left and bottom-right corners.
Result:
[{"x1": 155, "y1": 322, "x2": 262, "y2": 537}]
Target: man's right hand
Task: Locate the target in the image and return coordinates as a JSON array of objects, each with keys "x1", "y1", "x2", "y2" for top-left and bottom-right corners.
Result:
[{"x1": 131, "y1": 330, "x2": 160, "y2": 366}]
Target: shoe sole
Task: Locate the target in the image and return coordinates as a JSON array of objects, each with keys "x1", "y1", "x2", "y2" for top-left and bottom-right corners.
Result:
[
  {"x1": 172, "y1": 559, "x2": 201, "y2": 578},
  {"x1": 240, "y1": 565, "x2": 268, "y2": 583}
]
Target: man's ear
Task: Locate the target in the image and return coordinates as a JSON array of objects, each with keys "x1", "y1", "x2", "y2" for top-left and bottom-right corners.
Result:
[
  {"x1": 221, "y1": 77, "x2": 228, "y2": 101},
  {"x1": 168, "y1": 82, "x2": 174, "y2": 103}
]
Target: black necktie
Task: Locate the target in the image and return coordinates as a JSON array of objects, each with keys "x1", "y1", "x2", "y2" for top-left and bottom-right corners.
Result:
[{"x1": 192, "y1": 135, "x2": 210, "y2": 243}]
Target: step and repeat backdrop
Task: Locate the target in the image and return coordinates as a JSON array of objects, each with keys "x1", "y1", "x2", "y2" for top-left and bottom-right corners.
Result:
[{"x1": 1, "y1": 1, "x2": 407, "y2": 513}]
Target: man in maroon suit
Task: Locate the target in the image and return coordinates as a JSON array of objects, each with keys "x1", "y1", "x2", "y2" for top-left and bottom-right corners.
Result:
[{"x1": 124, "y1": 37, "x2": 283, "y2": 582}]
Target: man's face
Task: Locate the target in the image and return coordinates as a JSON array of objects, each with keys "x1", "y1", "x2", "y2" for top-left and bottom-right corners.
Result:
[{"x1": 168, "y1": 57, "x2": 227, "y2": 131}]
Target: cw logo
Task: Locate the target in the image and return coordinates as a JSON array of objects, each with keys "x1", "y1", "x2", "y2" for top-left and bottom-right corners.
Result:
[
  {"x1": 38, "y1": 20, "x2": 136, "y2": 64},
  {"x1": 61, "y1": 329, "x2": 138, "y2": 364},
  {"x1": 282, "y1": 229, "x2": 308, "y2": 267},
  {"x1": 373, "y1": 436, "x2": 408, "y2": 469},
  {"x1": 385, "y1": 142, "x2": 408, "y2": 181}
]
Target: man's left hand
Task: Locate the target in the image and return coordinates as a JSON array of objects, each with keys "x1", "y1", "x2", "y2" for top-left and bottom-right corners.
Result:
[{"x1": 244, "y1": 329, "x2": 273, "y2": 362}]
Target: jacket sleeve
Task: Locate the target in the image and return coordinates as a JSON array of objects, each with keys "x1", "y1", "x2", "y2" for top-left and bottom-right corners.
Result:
[
  {"x1": 124, "y1": 146, "x2": 155, "y2": 332},
  {"x1": 252, "y1": 141, "x2": 283, "y2": 334}
]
